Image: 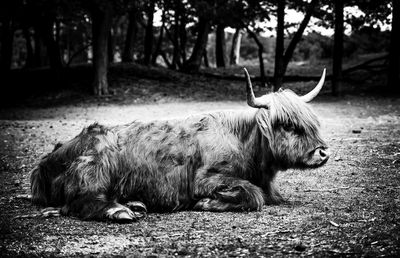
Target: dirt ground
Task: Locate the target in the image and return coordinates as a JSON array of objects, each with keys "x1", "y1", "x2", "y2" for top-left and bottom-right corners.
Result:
[{"x1": 0, "y1": 74, "x2": 399, "y2": 257}]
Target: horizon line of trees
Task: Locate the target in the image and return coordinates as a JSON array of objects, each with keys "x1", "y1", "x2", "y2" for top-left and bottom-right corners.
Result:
[{"x1": 0, "y1": 0, "x2": 398, "y2": 96}]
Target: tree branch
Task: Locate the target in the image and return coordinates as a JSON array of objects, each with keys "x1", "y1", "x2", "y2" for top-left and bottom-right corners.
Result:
[{"x1": 283, "y1": 0, "x2": 319, "y2": 71}]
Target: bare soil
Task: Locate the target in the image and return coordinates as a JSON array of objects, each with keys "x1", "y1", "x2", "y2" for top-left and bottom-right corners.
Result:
[{"x1": 0, "y1": 70, "x2": 399, "y2": 257}]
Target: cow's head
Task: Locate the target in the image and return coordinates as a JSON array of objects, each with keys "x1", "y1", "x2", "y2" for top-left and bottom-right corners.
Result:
[{"x1": 244, "y1": 68, "x2": 329, "y2": 169}]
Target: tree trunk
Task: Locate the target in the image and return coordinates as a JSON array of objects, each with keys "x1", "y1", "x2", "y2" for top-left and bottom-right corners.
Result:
[
  {"x1": 152, "y1": 21, "x2": 165, "y2": 65},
  {"x1": 388, "y1": 0, "x2": 400, "y2": 92},
  {"x1": 215, "y1": 24, "x2": 227, "y2": 67},
  {"x1": 0, "y1": 17, "x2": 13, "y2": 71},
  {"x1": 143, "y1": 0, "x2": 155, "y2": 65},
  {"x1": 108, "y1": 30, "x2": 114, "y2": 63},
  {"x1": 33, "y1": 30, "x2": 46, "y2": 67},
  {"x1": 55, "y1": 19, "x2": 61, "y2": 49},
  {"x1": 247, "y1": 28, "x2": 266, "y2": 88},
  {"x1": 122, "y1": 8, "x2": 139, "y2": 62},
  {"x1": 37, "y1": 16, "x2": 63, "y2": 70},
  {"x1": 179, "y1": 13, "x2": 187, "y2": 62},
  {"x1": 274, "y1": 0, "x2": 318, "y2": 91},
  {"x1": 203, "y1": 49, "x2": 209, "y2": 68},
  {"x1": 92, "y1": 7, "x2": 113, "y2": 96},
  {"x1": 283, "y1": 0, "x2": 318, "y2": 70},
  {"x1": 172, "y1": 1, "x2": 181, "y2": 69},
  {"x1": 332, "y1": 0, "x2": 344, "y2": 96},
  {"x1": 274, "y1": 0, "x2": 285, "y2": 91},
  {"x1": 23, "y1": 27, "x2": 35, "y2": 68},
  {"x1": 182, "y1": 17, "x2": 211, "y2": 72},
  {"x1": 230, "y1": 28, "x2": 242, "y2": 65}
]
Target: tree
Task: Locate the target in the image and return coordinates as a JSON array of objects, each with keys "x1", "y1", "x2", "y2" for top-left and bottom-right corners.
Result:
[
  {"x1": 171, "y1": 0, "x2": 188, "y2": 69},
  {"x1": 228, "y1": 0, "x2": 272, "y2": 86},
  {"x1": 230, "y1": 28, "x2": 243, "y2": 65},
  {"x1": 388, "y1": 0, "x2": 400, "y2": 91},
  {"x1": 30, "y1": 0, "x2": 64, "y2": 70},
  {"x1": 0, "y1": 13, "x2": 14, "y2": 72},
  {"x1": 247, "y1": 27, "x2": 267, "y2": 87},
  {"x1": 182, "y1": 16, "x2": 211, "y2": 72},
  {"x1": 274, "y1": 0, "x2": 285, "y2": 91},
  {"x1": 215, "y1": 24, "x2": 227, "y2": 67},
  {"x1": 332, "y1": 0, "x2": 344, "y2": 96},
  {"x1": 181, "y1": 0, "x2": 215, "y2": 72},
  {"x1": 91, "y1": 2, "x2": 113, "y2": 95},
  {"x1": 151, "y1": 11, "x2": 166, "y2": 65},
  {"x1": 122, "y1": 3, "x2": 141, "y2": 63},
  {"x1": 143, "y1": 0, "x2": 155, "y2": 65},
  {"x1": 273, "y1": 0, "x2": 319, "y2": 91}
]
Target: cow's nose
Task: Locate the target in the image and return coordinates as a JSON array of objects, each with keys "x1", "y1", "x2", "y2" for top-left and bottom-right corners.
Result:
[{"x1": 319, "y1": 149, "x2": 329, "y2": 161}]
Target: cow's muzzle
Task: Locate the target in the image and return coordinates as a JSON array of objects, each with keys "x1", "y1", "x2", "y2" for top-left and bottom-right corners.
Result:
[{"x1": 306, "y1": 147, "x2": 330, "y2": 167}]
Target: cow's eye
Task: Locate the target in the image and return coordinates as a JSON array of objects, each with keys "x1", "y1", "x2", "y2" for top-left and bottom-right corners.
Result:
[{"x1": 283, "y1": 124, "x2": 295, "y2": 131}]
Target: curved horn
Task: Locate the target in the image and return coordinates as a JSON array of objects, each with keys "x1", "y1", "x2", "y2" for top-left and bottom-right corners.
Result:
[
  {"x1": 243, "y1": 68, "x2": 267, "y2": 108},
  {"x1": 300, "y1": 68, "x2": 326, "y2": 103}
]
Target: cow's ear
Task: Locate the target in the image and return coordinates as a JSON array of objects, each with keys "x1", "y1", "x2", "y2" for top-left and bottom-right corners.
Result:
[{"x1": 255, "y1": 109, "x2": 271, "y2": 139}]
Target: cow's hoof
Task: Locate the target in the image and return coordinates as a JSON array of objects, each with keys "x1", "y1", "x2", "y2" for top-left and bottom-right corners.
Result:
[
  {"x1": 113, "y1": 210, "x2": 134, "y2": 223},
  {"x1": 106, "y1": 205, "x2": 135, "y2": 223},
  {"x1": 126, "y1": 201, "x2": 147, "y2": 212},
  {"x1": 126, "y1": 201, "x2": 147, "y2": 220}
]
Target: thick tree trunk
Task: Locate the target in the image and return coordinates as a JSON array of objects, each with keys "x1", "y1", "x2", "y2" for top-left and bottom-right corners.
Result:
[
  {"x1": 122, "y1": 8, "x2": 139, "y2": 62},
  {"x1": 332, "y1": 0, "x2": 344, "y2": 96},
  {"x1": 274, "y1": 0, "x2": 285, "y2": 91},
  {"x1": 0, "y1": 17, "x2": 13, "y2": 71},
  {"x1": 215, "y1": 24, "x2": 227, "y2": 68},
  {"x1": 247, "y1": 28, "x2": 266, "y2": 88},
  {"x1": 182, "y1": 17, "x2": 211, "y2": 72},
  {"x1": 92, "y1": 7, "x2": 113, "y2": 96},
  {"x1": 143, "y1": 0, "x2": 155, "y2": 65},
  {"x1": 388, "y1": 0, "x2": 400, "y2": 92},
  {"x1": 230, "y1": 28, "x2": 242, "y2": 65}
]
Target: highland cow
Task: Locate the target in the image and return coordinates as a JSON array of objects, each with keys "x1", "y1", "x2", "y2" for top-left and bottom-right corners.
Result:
[{"x1": 30, "y1": 68, "x2": 329, "y2": 222}]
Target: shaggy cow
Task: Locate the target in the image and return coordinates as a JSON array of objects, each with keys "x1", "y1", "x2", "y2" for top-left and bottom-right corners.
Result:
[{"x1": 30, "y1": 68, "x2": 329, "y2": 222}]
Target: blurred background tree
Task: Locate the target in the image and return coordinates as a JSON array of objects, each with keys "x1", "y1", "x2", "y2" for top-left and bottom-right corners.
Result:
[{"x1": 0, "y1": 0, "x2": 396, "y2": 96}]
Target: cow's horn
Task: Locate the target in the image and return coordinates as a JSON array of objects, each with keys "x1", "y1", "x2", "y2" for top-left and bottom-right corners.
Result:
[
  {"x1": 244, "y1": 68, "x2": 267, "y2": 108},
  {"x1": 300, "y1": 68, "x2": 326, "y2": 103}
]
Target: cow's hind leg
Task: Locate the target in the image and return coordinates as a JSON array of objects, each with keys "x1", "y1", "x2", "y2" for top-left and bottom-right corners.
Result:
[
  {"x1": 62, "y1": 153, "x2": 146, "y2": 223},
  {"x1": 62, "y1": 193, "x2": 142, "y2": 223},
  {"x1": 193, "y1": 173, "x2": 264, "y2": 211}
]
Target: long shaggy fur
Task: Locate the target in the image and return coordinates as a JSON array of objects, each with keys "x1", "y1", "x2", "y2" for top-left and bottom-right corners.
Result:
[{"x1": 31, "y1": 89, "x2": 328, "y2": 221}]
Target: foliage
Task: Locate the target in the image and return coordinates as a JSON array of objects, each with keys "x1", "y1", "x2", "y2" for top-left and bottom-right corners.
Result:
[{"x1": 1, "y1": 0, "x2": 395, "y2": 83}]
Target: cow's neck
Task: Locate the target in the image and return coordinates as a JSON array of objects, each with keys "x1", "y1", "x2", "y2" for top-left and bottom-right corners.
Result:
[
  {"x1": 222, "y1": 109, "x2": 258, "y2": 142},
  {"x1": 235, "y1": 110, "x2": 279, "y2": 184}
]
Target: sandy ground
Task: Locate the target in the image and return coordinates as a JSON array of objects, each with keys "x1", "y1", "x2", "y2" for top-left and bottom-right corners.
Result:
[{"x1": 0, "y1": 96, "x2": 399, "y2": 257}]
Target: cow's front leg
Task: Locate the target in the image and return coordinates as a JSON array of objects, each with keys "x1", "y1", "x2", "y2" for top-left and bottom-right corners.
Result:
[{"x1": 193, "y1": 172, "x2": 265, "y2": 211}]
